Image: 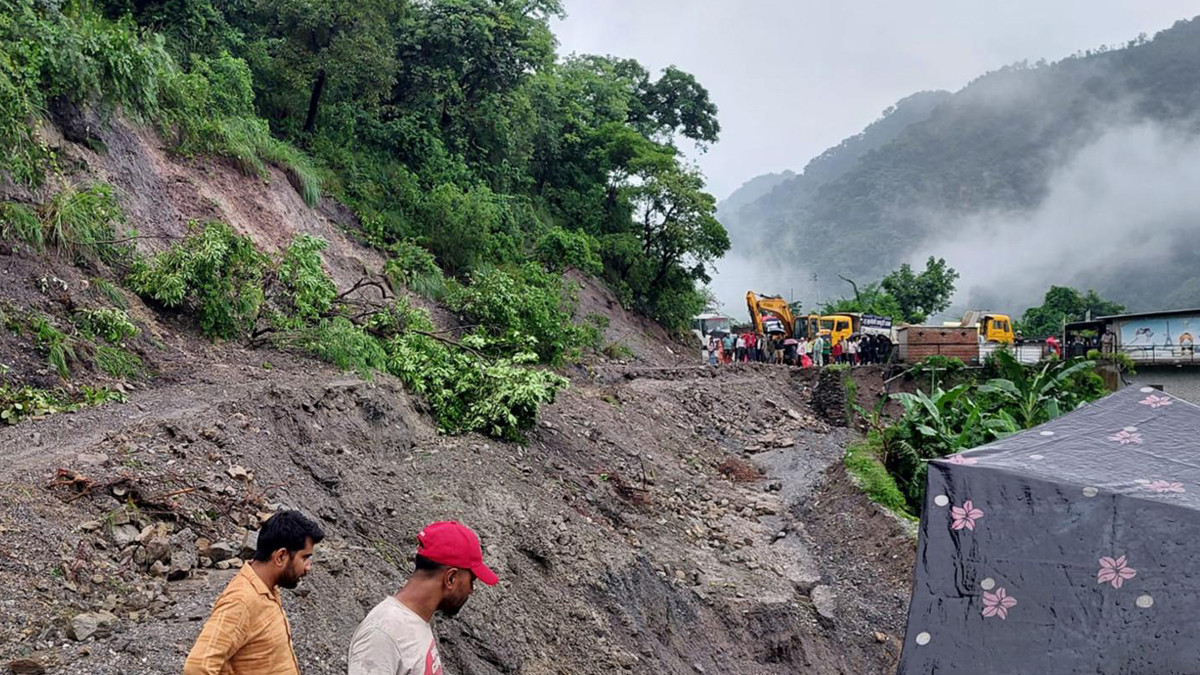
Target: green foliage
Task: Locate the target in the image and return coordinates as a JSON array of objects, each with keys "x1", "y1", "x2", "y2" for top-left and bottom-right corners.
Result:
[
  {"x1": 1017, "y1": 286, "x2": 1126, "y2": 338},
  {"x1": 911, "y1": 355, "x2": 966, "y2": 389},
  {"x1": 0, "y1": 381, "x2": 126, "y2": 425},
  {"x1": 127, "y1": 221, "x2": 267, "y2": 339},
  {"x1": 94, "y1": 344, "x2": 143, "y2": 378},
  {"x1": 92, "y1": 277, "x2": 128, "y2": 309},
  {"x1": 382, "y1": 240, "x2": 447, "y2": 301},
  {"x1": 273, "y1": 317, "x2": 386, "y2": 378},
  {"x1": 977, "y1": 350, "x2": 1097, "y2": 427},
  {"x1": 79, "y1": 385, "x2": 127, "y2": 406},
  {"x1": 75, "y1": 307, "x2": 138, "y2": 343},
  {"x1": 0, "y1": 0, "x2": 171, "y2": 184},
  {"x1": 448, "y1": 264, "x2": 591, "y2": 365},
  {"x1": 276, "y1": 234, "x2": 336, "y2": 321},
  {"x1": 535, "y1": 227, "x2": 603, "y2": 276},
  {"x1": 0, "y1": 202, "x2": 43, "y2": 251},
  {"x1": 884, "y1": 352, "x2": 1106, "y2": 509},
  {"x1": 603, "y1": 342, "x2": 635, "y2": 360},
  {"x1": 384, "y1": 329, "x2": 567, "y2": 442},
  {"x1": 843, "y1": 432, "x2": 915, "y2": 520},
  {"x1": 880, "y1": 257, "x2": 959, "y2": 324},
  {"x1": 1087, "y1": 348, "x2": 1137, "y2": 375},
  {"x1": 1, "y1": 383, "x2": 68, "y2": 425},
  {"x1": 821, "y1": 280, "x2": 904, "y2": 320},
  {"x1": 39, "y1": 184, "x2": 128, "y2": 265},
  {"x1": 30, "y1": 313, "x2": 77, "y2": 378}
]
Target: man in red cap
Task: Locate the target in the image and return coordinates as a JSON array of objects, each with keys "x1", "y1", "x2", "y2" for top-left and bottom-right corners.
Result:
[{"x1": 347, "y1": 521, "x2": 498, "y2": 675}]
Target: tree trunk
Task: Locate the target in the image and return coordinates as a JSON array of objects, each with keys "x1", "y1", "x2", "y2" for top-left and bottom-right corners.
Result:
[{"x1": 303, "y1": 69, "x2": 327, "y2": 134}]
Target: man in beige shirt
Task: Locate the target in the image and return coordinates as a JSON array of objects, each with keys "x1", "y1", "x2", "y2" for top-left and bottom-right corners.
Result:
[
  {"x1": 347, "y1": 521, "x2": 498, "y2": 675},
  {"x1": 184, "y1": 510, "x2": 325, "y2": 674}
]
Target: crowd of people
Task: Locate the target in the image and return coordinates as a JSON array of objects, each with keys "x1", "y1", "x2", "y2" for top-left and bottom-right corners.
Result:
[{"x1": 705, "y1": 331, "x2": 893, "y2": 368}]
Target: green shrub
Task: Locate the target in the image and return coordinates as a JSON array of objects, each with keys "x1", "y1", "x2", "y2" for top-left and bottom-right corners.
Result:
[
  {"x1": 382, "y1": 240, "x2": 447, "y2": 300},
  {"x1": 75, "y1": 307, "x2": 137, "y2": 343},
  {"x1": 535, "y1": 227, "x2": 603, "y2": 276},
  {"x1": 1, "y1": 384, "x2": 68, "y2": 425},
  {"x1": 448, "y1": 264, "x2": 591, "y2": 365},
  {"x1": 92, "y1": 278, "x2": 128, "y2": 309},
  {"x1": 40, "y1": 184, "x2": 129, "y2": 265},
  {"x1": 127, "y1": 221, "x2": 267, "y2": 339},
  {"x1": 30, "y1": 313, "x2": 77, "y2": 378},
  {"x1": 384, "y1": 328, "x2": 567, "y2": 441},
  {"x1": 275, "y1": 234, "x2": 336, "y2": 321},
  {"x1": 79, "y1": 385, "x2": 126, "y2": 406},
  {"x1": 603, "y1": 342, "x2": 635, "y2": 360}
]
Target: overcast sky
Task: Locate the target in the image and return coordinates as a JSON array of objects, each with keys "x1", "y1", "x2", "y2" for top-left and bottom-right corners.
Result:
[{"x1": 553, "y1": 1, "x2": 1200, "y2": 201}]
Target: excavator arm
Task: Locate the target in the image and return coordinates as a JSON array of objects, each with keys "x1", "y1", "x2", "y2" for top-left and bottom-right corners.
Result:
[{"x1": 747, "y1": 291, "x2": 795, "y2": 337}]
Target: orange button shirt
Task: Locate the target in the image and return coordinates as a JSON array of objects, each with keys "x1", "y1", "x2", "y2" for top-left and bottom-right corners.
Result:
[{"x1": 183, "y1": 564, "x2": 301, "y2": 675}]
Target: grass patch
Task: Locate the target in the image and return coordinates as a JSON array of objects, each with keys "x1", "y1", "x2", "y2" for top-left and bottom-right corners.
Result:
[
  {"x1": 0, "y1": 202, "x2": 44, "y2": 251},
  {"x1": 603, "y1": 342, "x2": 634, "y2": 360},
  {"x1": 40, "y1": 184, "x2": 128, "y2": 264},
  {"x1": 844, "y1": 432, "x2": 916, "y2": 521},
  {"x1": 94, "y1": 344, "x2": 144, "y2": 379},
  {"x1": 92, "y1": 278, "x2": 129, "y2": 309}
]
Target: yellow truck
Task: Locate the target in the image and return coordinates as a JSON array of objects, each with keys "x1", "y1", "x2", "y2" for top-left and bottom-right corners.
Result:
[{"x1": 945, "y1": 311, "x2": 1016, "y2": 344}]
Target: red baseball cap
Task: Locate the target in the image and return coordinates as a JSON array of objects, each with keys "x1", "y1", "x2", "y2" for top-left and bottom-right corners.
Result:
[{"x1": 416, "y1": 521, "x2": 498, "y2": 586}]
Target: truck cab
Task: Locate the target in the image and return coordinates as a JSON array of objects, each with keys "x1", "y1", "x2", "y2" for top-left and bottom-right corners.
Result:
[
  {"x1": 820, "y1": 314, "x2": 857, "y2": 346},
  {"x1": 979, "y1": 314, "x2": 1015, "y2": 344}
]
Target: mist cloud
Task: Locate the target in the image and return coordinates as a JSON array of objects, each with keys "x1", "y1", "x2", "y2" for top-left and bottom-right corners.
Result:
[{"x1": 917, "y1": 122, "x2": 1200, "y2": 315}]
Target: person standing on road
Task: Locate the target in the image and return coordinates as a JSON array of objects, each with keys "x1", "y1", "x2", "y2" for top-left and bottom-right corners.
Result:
[
  {"x1": 735, "y1": 332, "x2": 747, "y2": 363},
  {"x1": 184, "y1": 511, "x2": 325, "y2": 675},
  {"x1": 347, "y1": 521, "x2": 499, "y2": 675},
  {"x1": 811, "y1": 335, "x2": 823, "y2": 367}
]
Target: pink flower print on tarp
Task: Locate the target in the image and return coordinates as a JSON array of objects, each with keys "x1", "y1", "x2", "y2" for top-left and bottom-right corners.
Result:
[
  {"x1": 1139, "y1": 394, "x2": 1173, "y2": 409},
  {"x1": 951, "y1": 500, "x2": 984, "y2": 531},
  {"x1": 1097, "y1": 555, "x2": 1137, "y2": 589},
  {"x1": 1107, "y1": 429, "x2": 1143, "y2": 445},
  {"x1": 1146, "y1": 480, "x2": 1185, "y2": 493},
  {"x1": 945, "y1": 454, "x2": 978, "y2": 465},
  {"x1": 981, "y1": 588, "x2": 1017, "y2": 620}
]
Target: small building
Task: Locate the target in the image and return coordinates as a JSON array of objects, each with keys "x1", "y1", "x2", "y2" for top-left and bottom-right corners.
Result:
[{"x1": 1066, "y1": 307, "x2": 1200, "y2": 404}]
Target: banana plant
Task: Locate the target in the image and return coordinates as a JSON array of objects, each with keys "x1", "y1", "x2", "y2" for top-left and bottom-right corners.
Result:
[{"x1": 978, "y1": 350, "x2": 1095, "y2": 428}]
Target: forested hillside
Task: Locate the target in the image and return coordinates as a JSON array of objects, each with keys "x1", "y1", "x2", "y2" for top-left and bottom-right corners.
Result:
[
  {"x1": 1, "y1": 0, "x2": 726, "y2": 331},
  {"x1": 723, "y1": 17, "x2": 1200, "y2": 313}
]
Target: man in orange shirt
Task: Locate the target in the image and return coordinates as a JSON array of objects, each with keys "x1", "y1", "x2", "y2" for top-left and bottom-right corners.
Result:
[{"x1": 184, "y1": 510, "x2": 325, "y2": 675}]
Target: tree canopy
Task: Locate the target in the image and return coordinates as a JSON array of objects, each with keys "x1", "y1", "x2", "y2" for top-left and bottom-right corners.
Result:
[
  {"x1": 1017, "y1": 286, "x2": 1126, "y2": 337},
  {"x1": 72, "y1": 0, "x2": 725, "y2": 331}
]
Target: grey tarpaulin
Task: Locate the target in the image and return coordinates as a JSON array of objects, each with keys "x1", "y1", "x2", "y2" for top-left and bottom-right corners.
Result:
[{"x1": 899, "y1": 386, "x2": 1200, "y2": 674}]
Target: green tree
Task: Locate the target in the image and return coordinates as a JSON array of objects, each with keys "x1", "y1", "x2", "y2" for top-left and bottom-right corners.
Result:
[
  {"x1": 243, "y1": 0, "x2": 400, "y2": 134},
  {"x1": 1017, "y1": 286, "x2": 1126, "y2": 337},
  {"x1": 881, "y1": 257, "x2": 960, "y2": 323}
]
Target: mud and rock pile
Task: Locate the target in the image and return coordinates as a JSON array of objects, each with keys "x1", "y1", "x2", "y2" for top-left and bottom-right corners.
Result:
[{"x1": 0, "y1": 113, "x2": 914, "y2": 674}]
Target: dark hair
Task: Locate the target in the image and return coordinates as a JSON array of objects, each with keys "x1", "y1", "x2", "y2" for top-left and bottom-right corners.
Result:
[
  {"x1": 414, "y1": 554, "x2": 446, "y2": 573},
  {"x1": 253, "y1": 510, "x2": 325, "y2": 561}
]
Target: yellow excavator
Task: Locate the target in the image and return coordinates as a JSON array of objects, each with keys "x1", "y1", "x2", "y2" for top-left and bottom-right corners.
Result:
[{"x1": 746, "y1": 291, "x2": 797, "y2": 337}]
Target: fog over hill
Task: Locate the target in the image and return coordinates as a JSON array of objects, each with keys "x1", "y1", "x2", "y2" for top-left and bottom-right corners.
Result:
[{"x1": 718, "y1": 16, "x2": 1200, "y2": 319}]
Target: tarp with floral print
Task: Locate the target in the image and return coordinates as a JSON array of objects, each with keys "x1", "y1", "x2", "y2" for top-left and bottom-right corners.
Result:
[{"x1": 899, "y1": 386, "x2": 1199, "y2": 674}]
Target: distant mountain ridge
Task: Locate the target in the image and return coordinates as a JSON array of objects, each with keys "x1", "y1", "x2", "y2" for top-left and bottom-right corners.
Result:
[{"x1": 720, "y1": 16, "x2": 1200, "y2": 313}]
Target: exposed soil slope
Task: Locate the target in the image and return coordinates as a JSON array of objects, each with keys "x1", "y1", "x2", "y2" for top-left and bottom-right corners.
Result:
[{"x1": 1, "y1": 115, "x2": 914, "y2": 674}]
